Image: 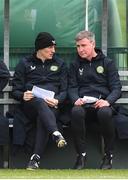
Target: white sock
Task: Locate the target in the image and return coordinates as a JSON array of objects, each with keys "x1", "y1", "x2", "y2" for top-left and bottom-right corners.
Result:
[{"x1": 52, "y1": 131, "x2": 61, "y2": 136}]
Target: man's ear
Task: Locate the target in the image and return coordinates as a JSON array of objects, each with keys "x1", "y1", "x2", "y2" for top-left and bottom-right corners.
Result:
[{"x1": 92, "y1": 41, "x2": 96, "y2": 47}]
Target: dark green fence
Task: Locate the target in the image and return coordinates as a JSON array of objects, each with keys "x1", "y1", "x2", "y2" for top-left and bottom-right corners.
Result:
[{"x1": 108, "y1": 47, "x2": 128, "y2": 70}]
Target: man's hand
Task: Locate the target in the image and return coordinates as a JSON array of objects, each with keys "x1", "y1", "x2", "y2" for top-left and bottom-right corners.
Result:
[
  {"x1": 23, "y1": 90, "x2": 34, "y2": 101},
  {"x1": 45, "y1": 98, "x2": 59, "y2": 108},
  {"x1": 74, "y1": 98, "x2": 85, "y2": 106},
  {"x1": 94, "y1": 99, "x2": 110, "y2": 108}
]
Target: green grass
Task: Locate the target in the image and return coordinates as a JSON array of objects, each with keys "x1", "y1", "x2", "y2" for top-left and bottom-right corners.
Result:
[{"x1": 0, "y1": 169, "x2": 128, "y2": 179}]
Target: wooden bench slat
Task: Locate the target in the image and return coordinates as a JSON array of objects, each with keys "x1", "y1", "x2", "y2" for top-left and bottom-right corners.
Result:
[
  {"x1": 121, "y1": 86, "x2": 128, "y2": 91},
  {"x1": 119, "y1": 70, "x2": 128, "y2": 76},
  {"x1": 3, "y1": 86, "x2": 12, "y2": 92},
  {"x1": 0, "y1": 99, "x2": 19, "y2": 104},
  {"x1": 116, "y1": 98, "x2": 128, "y2": 104}
]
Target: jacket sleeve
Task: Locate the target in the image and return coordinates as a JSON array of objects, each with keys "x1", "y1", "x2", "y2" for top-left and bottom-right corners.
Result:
[
  {"x1": 12, "y1": 61, "x2": 26, "y2": 101},
  {"x1": 54, "y1": 62, "x2": 68, "y2": 103},
  {"x1": 68, "y1": 63, "x2": 80, "y2": 104},
  {"x1": 105, "y1": 59, "x2": 122, "y2": 104},
  {"x1": 0, "y1": 61, "x2": 10, "y2": 91}
]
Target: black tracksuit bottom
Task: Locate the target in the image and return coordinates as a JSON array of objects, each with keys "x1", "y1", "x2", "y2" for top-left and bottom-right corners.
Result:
[
  {"x1": 71, "y1": 105, "x2": 115, "y2": 155},
  {"x1": 22, "y1": 97, "x2": 60, "y2": 157}
]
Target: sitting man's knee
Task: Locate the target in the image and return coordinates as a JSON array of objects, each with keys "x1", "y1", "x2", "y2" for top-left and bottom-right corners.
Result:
[
  {"x1": 72, "y1": 106, "x2": 85, "y2": 119},
  {"x1": 34, "y1": 98, "x2": 47, "y2": 107},
  {"x1": 97, "y1": 107, "x2": 113, "y2": 119}
]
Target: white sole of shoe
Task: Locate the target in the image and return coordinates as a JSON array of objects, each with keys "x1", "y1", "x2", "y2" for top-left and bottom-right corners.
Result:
[{"x1": 26, "y1": 167, "x2": 38, "y2": 170}]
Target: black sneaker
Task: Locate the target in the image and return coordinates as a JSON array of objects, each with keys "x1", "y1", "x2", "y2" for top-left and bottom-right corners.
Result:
[
  {"x1": 100, "y1": 153, "x2": 113, "y2": 169},
  {"x1": 53, "y1": 133, "x2": 67, "y2": 148},
  {"x1": 27, "y1": 154, "x2": 40, "y2": 170},
  {"x1": 73, "y1": 154, "x2": 86, "y2": 170}
]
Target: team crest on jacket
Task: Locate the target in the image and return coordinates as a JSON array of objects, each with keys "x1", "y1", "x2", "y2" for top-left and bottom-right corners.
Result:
[
  {"x1": 50, "y1": 65, "x2": 58, "y2": 71},
  {"x1": 96, "y1": 66, "x2": 104, "y2": 73}
]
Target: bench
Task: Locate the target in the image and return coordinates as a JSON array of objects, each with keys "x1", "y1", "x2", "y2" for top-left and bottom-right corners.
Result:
[
  {"x1": 116, "y1": 70, "x2": 128, "y2": 104},
  {"x1": 0, "y1": 70, "x2": 128, "y2": 169},
  {"x1": 1, "y1": 70, "x2": 128, "y2": 108},
  {"x1": 1, "y1": 70, "x2": 128, "y2": 138}
]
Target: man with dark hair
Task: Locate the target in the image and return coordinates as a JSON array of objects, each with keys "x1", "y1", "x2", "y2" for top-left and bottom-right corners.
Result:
[
  {"x1": 68, "y1": 30, "x2": 121, "y2": 169},
  {"x1": 12, "y1": 32, "x2": 67, "y2": 170}
]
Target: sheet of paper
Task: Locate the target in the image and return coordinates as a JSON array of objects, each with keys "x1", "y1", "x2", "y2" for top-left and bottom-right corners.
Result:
[
  {"x1": 82, "y1": 96, "x2": 98, "y2": 103},
  {"x1": 32, "y1": 86, "x2": 55, "y2": 99}
]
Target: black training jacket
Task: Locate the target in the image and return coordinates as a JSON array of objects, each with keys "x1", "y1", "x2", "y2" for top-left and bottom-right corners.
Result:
[
  {"x1": 0, "y1": 61, "x2": 10, "y2": 91},
  {"x1": 12, "y1": 54, "x2": 68, "y2": 103},
  {"x1": 68, "y1": 49, "x2": 122, "y2": 105}
]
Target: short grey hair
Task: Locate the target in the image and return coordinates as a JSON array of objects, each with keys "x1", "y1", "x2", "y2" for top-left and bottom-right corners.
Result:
[{"x1": 75, "y1": 30, "x2": 95, "y2": 42}]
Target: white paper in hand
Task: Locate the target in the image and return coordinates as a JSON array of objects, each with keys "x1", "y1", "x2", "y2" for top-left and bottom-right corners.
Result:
[
  {"x1": 32, "y1": 86, "x2": 55, "y2": 99},
  {"x1": 83, "y1": 96, "x2": 98, "y2": 103}
]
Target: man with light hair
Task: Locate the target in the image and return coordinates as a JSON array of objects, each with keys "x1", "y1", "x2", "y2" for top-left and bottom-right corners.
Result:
[{"x1": 68, "y1": 30, "x2": 121, "y2": 169}]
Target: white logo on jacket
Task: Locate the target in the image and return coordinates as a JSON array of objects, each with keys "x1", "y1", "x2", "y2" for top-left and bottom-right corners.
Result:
[
  {"x1": 30, "y1": 65, "x2": 36, "y2": 70},
  {"x1": 79, "y1": 68, "x2": 84, "y2": 75}
]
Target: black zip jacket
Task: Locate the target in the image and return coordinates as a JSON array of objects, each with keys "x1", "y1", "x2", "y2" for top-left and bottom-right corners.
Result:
[
  {"x1": 68, "y1": 49, "x2": 122, "y2": 105},
  {"x1": 0, "y1": 61, "x2": 10, "y2": 91},
  {"x1": 12, "y1": 54, "x2": 68, "y2": 103}
]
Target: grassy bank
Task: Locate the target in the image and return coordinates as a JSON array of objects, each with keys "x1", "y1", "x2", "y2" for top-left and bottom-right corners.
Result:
[{"x1": 0, "y1": 169, "x2": 128, "y2": 179}]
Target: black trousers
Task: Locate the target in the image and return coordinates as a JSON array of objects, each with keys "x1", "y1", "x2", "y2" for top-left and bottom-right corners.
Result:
[
  {"x1": 22, "y1": 97, "x2": 60, "y2": 156},
  {"x1": 71, "y1": 105, "x2": 115, "y2": 155}
]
